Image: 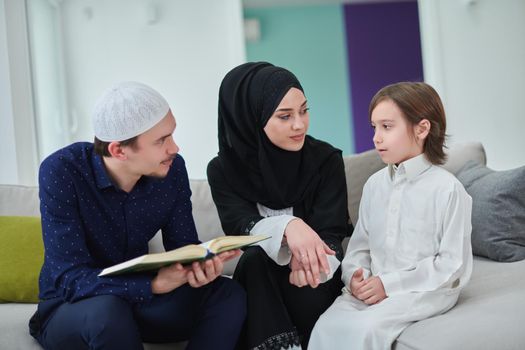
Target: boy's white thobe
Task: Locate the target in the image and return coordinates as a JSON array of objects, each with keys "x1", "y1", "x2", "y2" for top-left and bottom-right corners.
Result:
[{"x1": 309, "y1": 154, "x2": 473, "y2": 350}]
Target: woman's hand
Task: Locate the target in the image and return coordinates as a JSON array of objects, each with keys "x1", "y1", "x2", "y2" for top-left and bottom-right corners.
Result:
[
  {"x1": 284, "y1": 218, "x2": 335, "y2": 285},
  {"x1": 289, "y1": 254, "x2": 318, "y2": 288}
]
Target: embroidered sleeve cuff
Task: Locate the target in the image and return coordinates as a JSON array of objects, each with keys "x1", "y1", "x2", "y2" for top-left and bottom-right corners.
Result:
[
  {"x1": 250, "y1": 215, "x2": 296, "y2": 265},
  {"x1": 319, "y1": 255, "x2": 341, "y2": 283}
]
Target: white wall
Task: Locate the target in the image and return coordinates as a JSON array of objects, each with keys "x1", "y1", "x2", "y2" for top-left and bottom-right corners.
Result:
[
  {"x1": 26, "y1": 0, "x2": 68, "y2": 162},
  {"x1": 419, "y1": 0, "x2": 525, "y2": 170},
  {"x1": 6, "y1": 0, "x2": 523, "y2": 184},
  {"x1": 3, "y1": 0, "x2": 245, "y2": 184},
  {"x1": 57, "y1": 0, "x2": 245, "y2": 179},
  {"x1": 1, "y1": 0, "x2": 39, "y2": 186},
  {"x1": 0, "y1": 0, "x2": 18, "y2": 185}
]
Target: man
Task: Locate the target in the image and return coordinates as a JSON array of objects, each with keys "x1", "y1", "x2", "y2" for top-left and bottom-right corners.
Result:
[{"x1": 29, "y1": 81, "x2": 246, "y2": 349}]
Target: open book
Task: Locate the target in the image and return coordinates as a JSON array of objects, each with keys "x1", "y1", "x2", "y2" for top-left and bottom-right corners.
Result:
[{"x1": 99, "y1": 234, "x2": 270, "y2": 277}]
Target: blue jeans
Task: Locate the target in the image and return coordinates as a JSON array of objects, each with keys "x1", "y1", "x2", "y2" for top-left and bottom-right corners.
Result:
[{"x1": 31, "y1": 277, "x2": 246, "y2": 350}]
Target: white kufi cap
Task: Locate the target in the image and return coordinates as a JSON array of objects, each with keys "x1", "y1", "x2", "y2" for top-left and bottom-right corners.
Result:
[{"x1": 92, "y1": 81, "x2": 170, "y2": 141}]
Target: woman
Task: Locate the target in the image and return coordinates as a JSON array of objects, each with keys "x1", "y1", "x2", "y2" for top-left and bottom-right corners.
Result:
[{"x1": 207, "y1": 62, "x2": 351, "y2": 349}]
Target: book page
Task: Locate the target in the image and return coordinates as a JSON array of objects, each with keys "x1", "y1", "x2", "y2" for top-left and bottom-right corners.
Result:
[
  {"x1": 145, "y1": 244, "x2": 207, "y2": 263},
  {"x1": 208, "y1": 234, "x2": 271, "y2": 253},
  {"x1": 99, "y1": 235, "x2": 270, "y2": 276}
]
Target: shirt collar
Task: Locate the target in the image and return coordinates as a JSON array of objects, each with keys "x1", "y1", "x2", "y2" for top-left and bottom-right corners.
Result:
[
  {"x1": 388, "y1": 153, "x2": 432, "y2": 182},
  {"x1": 91, "y1": 153, "x2": 114, "y2": 189},
  {"x1": 131, "y1": 176, "x2": 157, "y2": 199},
  {"x1": 91, "y1": 150, "x2": 164, "y2": 196}
]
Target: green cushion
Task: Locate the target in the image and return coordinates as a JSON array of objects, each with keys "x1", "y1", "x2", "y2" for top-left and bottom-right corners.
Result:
[{"x1": 0, "y1": 216, "x2": 43, "y2": 303}]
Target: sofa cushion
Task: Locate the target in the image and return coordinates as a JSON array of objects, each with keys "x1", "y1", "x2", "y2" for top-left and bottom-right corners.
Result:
[
  {"x1": 0, "y1": 303, "x2": 41, "y2": 349},
  {"x1": 0, "y1": 303, "x2": 187, "y2": 350},
  {"x1": 441, "y1": 141, "x2": 487, "y2": 175},
  {"x1": 149, "y1": 180, "x2": 239, "y2": 275},
  {"x1": 343, "y1": 149, "x2": 386, "y2": 226},
  {"x1": 456, "y1": 161, "x2": 525, "y2": 262},
  {"x1": 0, "y1": 185, "x2": 40, "y2": 217},
  {"x1": 395, "y1": 257, "x2": 525, "y2": 350},
  {"x1": 0, "y1": 216, "x2": 43, "y2": 303}
]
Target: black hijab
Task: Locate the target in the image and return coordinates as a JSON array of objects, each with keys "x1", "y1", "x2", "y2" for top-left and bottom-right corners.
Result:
[{"x1": 216, "y1": 62, "x2": 339, "y2": 209}]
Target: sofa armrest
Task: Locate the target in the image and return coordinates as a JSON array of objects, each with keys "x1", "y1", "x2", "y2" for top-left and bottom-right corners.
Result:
[{"x1": 0, "y1": 185, "x2": 40, "y2": 217}]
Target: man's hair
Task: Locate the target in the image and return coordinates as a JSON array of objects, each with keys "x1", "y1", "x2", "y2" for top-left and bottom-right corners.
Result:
[
  {"x1": 93, "y1": 136, "x2": 139, "y2": 157},
  {"x1": 368, "y1": 82, "x2": 447, "y2": 165}
]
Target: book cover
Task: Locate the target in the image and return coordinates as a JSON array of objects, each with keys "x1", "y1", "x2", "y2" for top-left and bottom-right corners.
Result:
[{"x1": 98, "y1": 234, "x2": 270, "y2": 277}]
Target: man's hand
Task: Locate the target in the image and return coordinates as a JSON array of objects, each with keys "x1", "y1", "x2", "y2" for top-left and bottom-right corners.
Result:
[
  {"x1": 186, "y1": 257, "x2": 221, "y2": 288},
  {"x1": 152, "y1": 249, "x2": 242, "y2": 293},
  {"x1": 353, "y1": 274, "x2": 387, "y2": 305},
  {"x1": 187, "y1": 249, "x2": 241, "y2": 288},
  {"x1": 152, "y1": 263, "x2": 189, "y2": 294},
  {"x1": 284, "y1": 219, "x2": 335, "y2": 285},
  {"x1": 216, "y1": 249, "x2": 242, "y2": 263}
]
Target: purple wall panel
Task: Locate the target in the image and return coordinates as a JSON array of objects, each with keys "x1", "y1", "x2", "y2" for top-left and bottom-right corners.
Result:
[{"x1": 344, "y1": 1, "x2": 423, "y2": 152}]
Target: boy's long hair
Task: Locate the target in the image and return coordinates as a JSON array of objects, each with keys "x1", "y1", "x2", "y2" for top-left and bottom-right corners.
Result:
[{"x1": 369, "y1": 82, "x2": 447, "y2": 165}]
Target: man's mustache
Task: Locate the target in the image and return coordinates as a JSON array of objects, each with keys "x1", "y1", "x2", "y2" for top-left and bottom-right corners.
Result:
[{"x1": 162, "y1": 154, "x2": 177, "y2": 163}]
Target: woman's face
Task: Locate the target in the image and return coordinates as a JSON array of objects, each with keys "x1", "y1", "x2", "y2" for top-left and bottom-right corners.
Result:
[{"x1": 263, "y1": 87, "x2": 309, "y2": 151}]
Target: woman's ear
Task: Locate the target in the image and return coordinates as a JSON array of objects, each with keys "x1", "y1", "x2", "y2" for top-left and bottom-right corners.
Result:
[
  {"x1": 416, "y1": 119, "x2": 431, "y2": 142},
  {"x1": 107, "y1": 141, "x2": 127, "y2": 160}
]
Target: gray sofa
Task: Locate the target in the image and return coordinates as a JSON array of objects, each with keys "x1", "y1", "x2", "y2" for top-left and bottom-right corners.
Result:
[{"x1": 1, "y1": 142, "x2": 524, "y2": 350}]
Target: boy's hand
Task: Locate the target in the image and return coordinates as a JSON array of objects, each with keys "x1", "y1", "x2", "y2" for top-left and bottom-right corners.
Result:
[
  {"x1": 354, "y1": 276, "x2": 387, "y2": 305},
  {"x1": 349, "y1": 267, "x2": 366, "y2": 296}
]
